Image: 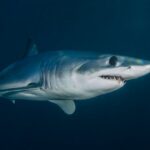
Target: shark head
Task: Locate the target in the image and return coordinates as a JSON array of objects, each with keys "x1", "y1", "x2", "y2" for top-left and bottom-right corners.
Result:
[{"x1": 75, "y1": 54, "x2": 150, "y2": 96}]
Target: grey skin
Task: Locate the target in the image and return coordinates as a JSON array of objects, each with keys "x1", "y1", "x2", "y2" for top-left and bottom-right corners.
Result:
[{"x1": 0, "y1": 43, "x2": 150, "y2": 114}]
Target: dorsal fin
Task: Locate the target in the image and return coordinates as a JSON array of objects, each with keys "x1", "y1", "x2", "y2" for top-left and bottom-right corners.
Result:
[
  {"x1": 28, "y1": 43, "x2": 38, "y2": 56},
  {"x1": 11, "y1": 100, "x2": 16, "y2": 104},
  {"x1": 25, "y1": 38, "x2": 39, "y2": 57}
]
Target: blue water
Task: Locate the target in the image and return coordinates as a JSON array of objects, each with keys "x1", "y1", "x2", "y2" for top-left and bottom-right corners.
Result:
[{"x1": 0, "y1": 0, "x2": 150, "y2": 149}]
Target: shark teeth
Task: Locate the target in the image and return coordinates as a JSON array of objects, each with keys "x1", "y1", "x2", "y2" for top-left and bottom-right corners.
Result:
[{"x1": 100, "y1": 75, "x2": 125, "y2": 82}]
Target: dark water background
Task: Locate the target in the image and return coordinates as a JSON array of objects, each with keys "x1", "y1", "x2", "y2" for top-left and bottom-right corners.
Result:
[{"x1": 0, "y1": 0, "x2": 150, "y2": 149}]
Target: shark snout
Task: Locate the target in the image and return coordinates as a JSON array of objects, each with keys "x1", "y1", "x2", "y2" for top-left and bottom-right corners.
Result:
[{"x1": 122, "y1": 64, "x2": 150, "y2": 80}]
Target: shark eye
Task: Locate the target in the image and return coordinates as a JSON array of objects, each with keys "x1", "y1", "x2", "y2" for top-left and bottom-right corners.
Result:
[{"x1": 109, "y1": 56, "x2": 118, "y2": 66}]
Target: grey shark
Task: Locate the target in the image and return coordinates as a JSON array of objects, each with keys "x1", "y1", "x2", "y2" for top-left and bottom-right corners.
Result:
[{"x1": 0, "y1": 43, "x2": 150, "y2": 114}]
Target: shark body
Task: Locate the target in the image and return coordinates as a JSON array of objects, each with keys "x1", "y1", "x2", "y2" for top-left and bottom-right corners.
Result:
[{"x1": 0, "y1": 43, "x2": 150, "y2": 114}]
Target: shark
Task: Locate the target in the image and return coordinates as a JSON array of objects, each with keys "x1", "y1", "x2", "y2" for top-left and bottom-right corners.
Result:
[{"x1": 0, "y1": 42, "x2": 150, "y2": 115}]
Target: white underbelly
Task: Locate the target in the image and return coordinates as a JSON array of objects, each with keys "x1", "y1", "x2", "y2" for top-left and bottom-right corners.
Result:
[
  {"x1": 3, "y1": 87, "x2": 104, "y2": 101},
  {"x1": 4, "y1": 89, "x2": 49, "y2": 101}
]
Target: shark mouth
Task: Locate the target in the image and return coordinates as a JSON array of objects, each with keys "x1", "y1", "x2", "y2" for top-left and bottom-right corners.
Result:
[{"x1": 100, "y1": 75, "x2": 125, "y2": 83}]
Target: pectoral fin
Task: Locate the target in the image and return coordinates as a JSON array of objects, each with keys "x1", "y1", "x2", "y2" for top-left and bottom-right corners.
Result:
[{"x1": 49, "y1": 100, "x2": 76, "y2": 115}]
